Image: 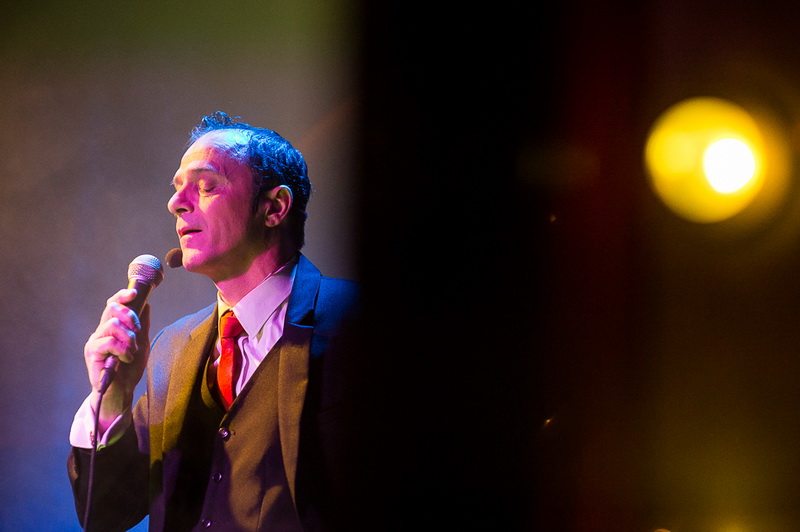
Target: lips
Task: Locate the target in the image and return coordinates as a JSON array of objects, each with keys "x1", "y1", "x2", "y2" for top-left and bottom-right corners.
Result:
[{"x1": 178, "y1": 227, "x2": 202, "y2": 238}]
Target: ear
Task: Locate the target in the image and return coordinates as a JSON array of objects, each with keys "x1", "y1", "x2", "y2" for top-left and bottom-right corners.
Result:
[{"x1": 262, "y1": 185, "x2": 293, "y2": 228}]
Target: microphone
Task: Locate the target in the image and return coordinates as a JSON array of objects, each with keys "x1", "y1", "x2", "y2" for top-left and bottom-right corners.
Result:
[{"x1": 98, "y1": 254, "x2": 165, "y2": 394}]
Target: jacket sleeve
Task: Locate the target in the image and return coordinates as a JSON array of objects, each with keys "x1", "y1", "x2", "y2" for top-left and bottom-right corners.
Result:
[{"x1": 67, "y1": 395, "x2": 151, "y2": 532}]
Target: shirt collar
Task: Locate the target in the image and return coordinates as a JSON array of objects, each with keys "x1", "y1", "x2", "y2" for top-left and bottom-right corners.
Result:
[{"x1": 216, "y1": 255, "x2": 298, "y2": 337}]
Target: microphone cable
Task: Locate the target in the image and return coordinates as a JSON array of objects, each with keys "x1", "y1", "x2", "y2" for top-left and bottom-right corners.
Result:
[{"x1": 82, "y1": 387, "x2": 105, "y2": 532}]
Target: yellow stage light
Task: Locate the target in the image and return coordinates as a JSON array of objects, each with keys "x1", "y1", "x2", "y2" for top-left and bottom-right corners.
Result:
[
  {"x1": 644, "y1": 97, "x2": 786, "y2": 224},
  {"x1": 703, "y1": 137, "x2": 756, "y2": 194}
]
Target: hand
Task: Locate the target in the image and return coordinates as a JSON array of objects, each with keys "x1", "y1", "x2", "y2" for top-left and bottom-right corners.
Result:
[{"x1": 83, "y1": 288, "x2": 151, "y2": 430}]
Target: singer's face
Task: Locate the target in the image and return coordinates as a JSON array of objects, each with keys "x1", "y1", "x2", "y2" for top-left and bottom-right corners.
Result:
[{"x1": 168, "y1": 130, "x2": 265, "y2": 281}]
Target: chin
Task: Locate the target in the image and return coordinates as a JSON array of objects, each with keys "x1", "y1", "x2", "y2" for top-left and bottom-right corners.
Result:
[
  {"x1": 182, "y1": 250, "x2": 227, "y2": 280},
  {"x1": 180, "y1": 249, "x2": 205, "y2": 273}
]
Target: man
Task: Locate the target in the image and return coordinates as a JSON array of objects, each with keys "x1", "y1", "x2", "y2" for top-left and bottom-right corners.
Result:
[{"x1": 68, "y1": 112, "x2": 361, "y2": 531}]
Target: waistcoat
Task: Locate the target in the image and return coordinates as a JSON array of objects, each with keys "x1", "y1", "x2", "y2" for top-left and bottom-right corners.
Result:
[{"x1": 163, "y1": 338, "x2": 303, "y2": 531}]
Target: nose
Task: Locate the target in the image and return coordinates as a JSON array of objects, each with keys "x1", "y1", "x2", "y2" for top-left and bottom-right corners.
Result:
[{"x1": 168, "y1": 186, "x2": 192, "y2": 215}]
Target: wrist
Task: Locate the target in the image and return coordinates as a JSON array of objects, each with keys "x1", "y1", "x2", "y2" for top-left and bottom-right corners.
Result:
[{"x1": 91, "y1": 389, "x2": 132, "y2": 432}]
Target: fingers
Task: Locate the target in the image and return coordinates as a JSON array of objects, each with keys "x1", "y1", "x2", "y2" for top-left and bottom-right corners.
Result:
[
  {"x1": 101, "y1": 289, "x2": 141, "y2": 331},
  {"x1": 83, "y1": 289, "x2": 152, "y2": 402},
  {"x1": 88, "y1": 317, "x2": 139, "y2": 363},
  {"x1": 87, "y1": 289, "x2": 145, "y2": 364}
]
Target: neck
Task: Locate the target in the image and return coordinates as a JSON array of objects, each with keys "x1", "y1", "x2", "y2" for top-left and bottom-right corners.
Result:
[{"x1": 215, "y1": 247, "x2": 296, "y2": 306}]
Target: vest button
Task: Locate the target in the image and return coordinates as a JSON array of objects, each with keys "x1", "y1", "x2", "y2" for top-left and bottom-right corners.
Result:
[
  {"x1": 212, "y1": 472, "x2": 223, "y2": 483},
  {"x1": 218, "y1": 427, "x2": 231, "y2": 440},
  {"x1": 200, "y1": 518, "x2": 212, "y2": 528}
]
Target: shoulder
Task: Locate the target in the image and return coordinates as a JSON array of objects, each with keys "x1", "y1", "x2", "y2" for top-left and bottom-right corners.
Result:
[
  {"x1": 312, "y1": 275, "x2": 360, "y2": 338},
  {"x1": 147, "y1": 302, "x2": 216, "y2": 396},
  {"x1": 319, "y1": 276, "x2": 360, "y2": 305},
  {"x1": 151, "y1": 302, "x2": 216, "y2": 346},
  {"x1": 294, "y1": 254, "x2": 360, "y2": 323},
  {"x1": 171, "y1": 302, "x2": 217, "y2": 330}
]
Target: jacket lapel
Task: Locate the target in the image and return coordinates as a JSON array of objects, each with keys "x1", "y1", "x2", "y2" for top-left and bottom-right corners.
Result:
[
  {"x1": 277, "y1": 322, "x2": 313, "y2": 504},
  {"x1": 161, "y1": 305, "x2": 217, "y2": 455},
  {"x1": 279, "y1": 254, "x2": 321, "y2": 502}
]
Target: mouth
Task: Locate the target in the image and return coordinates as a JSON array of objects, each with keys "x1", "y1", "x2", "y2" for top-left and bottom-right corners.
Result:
[{"x1": 178, "y1": 228, "x2": 202, "y2": 238}]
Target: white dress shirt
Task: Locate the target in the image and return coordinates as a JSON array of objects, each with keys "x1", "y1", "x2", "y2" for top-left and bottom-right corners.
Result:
[
  {"x1": 212, "y1": 259, "x2": 296, "y2": 395},
  {"x1": 70, "y1": 257, "x2": 297, "y2": 449}
]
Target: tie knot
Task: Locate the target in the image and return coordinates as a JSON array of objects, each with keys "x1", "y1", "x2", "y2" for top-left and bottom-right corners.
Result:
[{"x1": 220, "y1": 310, "x2": 244, "y2": 339}]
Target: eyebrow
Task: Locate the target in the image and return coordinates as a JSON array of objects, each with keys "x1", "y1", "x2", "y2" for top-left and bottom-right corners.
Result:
[{"x1": 185, "y1": 166, "x2": 222, "y2": 176}]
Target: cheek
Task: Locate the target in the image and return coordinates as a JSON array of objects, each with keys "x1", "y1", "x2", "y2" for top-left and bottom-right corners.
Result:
[
  {"x1": 206, "y1": 202, "x2": 255, "y2": 242},
  {"x1": 199, "y1": 184, "x2": 261, "y2": 237}
]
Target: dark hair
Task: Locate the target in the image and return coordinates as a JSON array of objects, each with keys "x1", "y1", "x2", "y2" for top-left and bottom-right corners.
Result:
[{"x1": 190, "y1": 111, "x2": 311, "y2": 248}]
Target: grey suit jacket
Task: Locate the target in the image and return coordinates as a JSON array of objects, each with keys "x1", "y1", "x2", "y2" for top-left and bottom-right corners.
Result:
[{"x1": 69, "y1": 254, "x2": 361, "y2": 531}]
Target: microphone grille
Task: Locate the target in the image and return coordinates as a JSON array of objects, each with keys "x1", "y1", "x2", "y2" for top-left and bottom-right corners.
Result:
[{"x1": 128, "y1": 254, "x2": 165, "y2": 287}]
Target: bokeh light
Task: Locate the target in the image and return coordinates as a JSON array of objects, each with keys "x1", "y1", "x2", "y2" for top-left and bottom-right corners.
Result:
[
  {"x1": 644, "y1": 97, "x2": 787, "y2": 224},
  {"x1": 703, "y1": 137, "x2": 756, "y2": 194}
]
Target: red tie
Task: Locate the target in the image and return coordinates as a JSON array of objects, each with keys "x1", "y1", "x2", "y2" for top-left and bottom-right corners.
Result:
[{"x1": 218, "y1": 310, "x2": 244, "y2": 409}]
